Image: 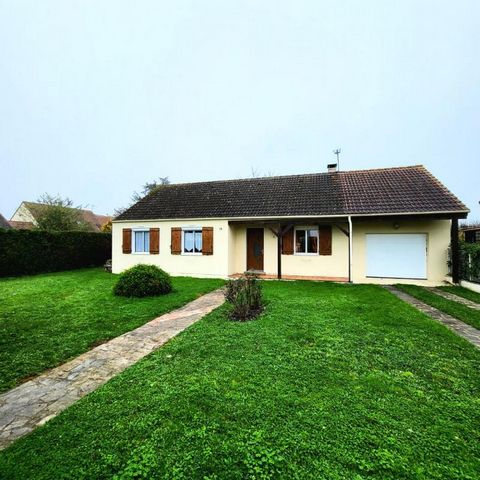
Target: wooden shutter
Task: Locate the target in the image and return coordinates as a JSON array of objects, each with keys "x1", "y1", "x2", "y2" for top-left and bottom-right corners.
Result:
[
  {"x1": 171, "y1": 227, "x2": 181, "y2": 255},
  {"x1": 202, "y1": 227, "x2": 214, "y2": 255},
  {"x1": 282, "y1": 228, "x2": 294, "y2": 255},
  {"x1": 150, "y1": 228, "x2": 159, "y2": 254},
  {"x1": 122, "y1": 228, "x2": 132, "y2": 254},
  {"x1": 319, "y1": 225, "x2": 332, "y2": 255}
]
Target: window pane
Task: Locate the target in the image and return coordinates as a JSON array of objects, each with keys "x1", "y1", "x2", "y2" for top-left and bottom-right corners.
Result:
[
  {"x1": 194, "y1": 231, "x2": 202, "y2": 253},
  {"x1": 307, "y1": 229, "x2": 318, "y2": 253},
  {"x1": 295, "y1": 230, "x2": 306, "y2": 253},
  {"x1": 184, "y1": 231, "x2": 194, "y2": 252},
  {"x1": 144, "y1": 231, "x2": 150, "y2": 252},
  {"x1": 135, "y1": 232, "x2": 144, "y2": 252}
]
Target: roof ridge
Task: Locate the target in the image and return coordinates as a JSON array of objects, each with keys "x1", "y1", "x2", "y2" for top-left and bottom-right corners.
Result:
[{"x1": 148, "y1": 165, "x2": 425, "y2": 189}]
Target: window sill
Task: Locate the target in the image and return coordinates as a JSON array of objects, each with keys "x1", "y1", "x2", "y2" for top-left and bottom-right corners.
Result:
[
  {"x1": 294, "y1": 253, "x2": 319, "y2": 256},
  {"x1": 131, "y1": 252, "x2": 150, "y2": 255},
  {"x1": 181, "y1": 252, "x2": 203, "y2": 256}
]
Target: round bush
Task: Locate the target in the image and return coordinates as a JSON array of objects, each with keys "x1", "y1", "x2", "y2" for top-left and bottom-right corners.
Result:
[{"x1": 113, "y1": 264, "x2": 172, "y2": 297}]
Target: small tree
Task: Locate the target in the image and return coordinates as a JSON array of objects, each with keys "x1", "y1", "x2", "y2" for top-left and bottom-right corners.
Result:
[
  {"x1": 101, "y1": 220, "x2": 112, "y2": 233},
  {"x1": 34, "y1": 194, "x2": 93, "y2": 232}
]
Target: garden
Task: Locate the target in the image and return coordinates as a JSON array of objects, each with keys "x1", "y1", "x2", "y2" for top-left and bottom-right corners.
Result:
[{"x1": 1, "y1": 278, "x2": 479, "y2": 479}]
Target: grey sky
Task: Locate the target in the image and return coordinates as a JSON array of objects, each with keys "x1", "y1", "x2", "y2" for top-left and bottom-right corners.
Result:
[{"x1": 1, "y1": 1, "x2": 479, "y2": 219}]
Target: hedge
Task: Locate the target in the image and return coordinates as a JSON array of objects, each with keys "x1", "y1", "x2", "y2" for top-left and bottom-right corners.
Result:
[{"x1": 0, "y1": 229, "x2": 111, "y2": 277}]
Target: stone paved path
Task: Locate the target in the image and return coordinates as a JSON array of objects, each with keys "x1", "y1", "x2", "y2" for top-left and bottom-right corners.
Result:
[
  {"x1": 0, "y1": 289, "x2": 224, "y2": 450},
  {"x1": 384, "y1": 286, "x2": 480, "y2": 348},
  {"x1": 430, "y1": 288, "x2": 480, "y2": 310}
]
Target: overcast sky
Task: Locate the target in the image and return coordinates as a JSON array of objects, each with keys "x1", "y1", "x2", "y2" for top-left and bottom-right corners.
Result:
[{"x1": 1, "y1": 1, "x2": 479, "y2": 219}]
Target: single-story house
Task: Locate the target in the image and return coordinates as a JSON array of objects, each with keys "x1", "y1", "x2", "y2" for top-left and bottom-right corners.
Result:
[
  {"x1": 112, "y1": 165, "x2": 468, "y2": 285},
  {"x1": 10, "y1": 201, "x2": 111, "y2": 232}
]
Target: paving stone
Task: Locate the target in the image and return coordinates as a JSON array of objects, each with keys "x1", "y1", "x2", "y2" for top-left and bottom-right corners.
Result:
[
  {"x1": 429, "y1": 288, "x2": 480, "y2": 310},
  {"x1": 384, "y1": 286, "x2": 480, "y2": 348},
  {"x1": 0, "y1": 289, "x2": 224, "y2": 450}
]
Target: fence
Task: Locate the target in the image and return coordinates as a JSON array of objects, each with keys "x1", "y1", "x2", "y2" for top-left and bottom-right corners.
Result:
[{"x1": 449, "y1": 242, "x2": 480, "y2": 284}]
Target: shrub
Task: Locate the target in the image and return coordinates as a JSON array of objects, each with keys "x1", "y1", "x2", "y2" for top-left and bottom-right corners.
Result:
[
  {"x1": 113, "y1": 264, "x2": 172, "y2": 297},
  {"x1": 225, "y1": 273, "x2": 264, "y2": 321},
  {"x1": 0, "y1": 230, "x2": 111, "y2": 277}
]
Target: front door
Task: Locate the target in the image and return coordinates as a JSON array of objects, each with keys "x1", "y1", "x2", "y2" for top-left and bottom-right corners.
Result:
[{"x1": 246, "y1": 228, "x2": 264, "y2": 271}]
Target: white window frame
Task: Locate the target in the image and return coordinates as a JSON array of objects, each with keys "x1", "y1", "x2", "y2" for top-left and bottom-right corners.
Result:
[
  {"x1": 132, "y1": 228, "x2": 150, "y2": 255},
  {"x1": 181, "y1": 227, "x2": 203, "y2": 255},
  {"x1": 294, "y1": 226, "x2": 319, "y2": 255}
]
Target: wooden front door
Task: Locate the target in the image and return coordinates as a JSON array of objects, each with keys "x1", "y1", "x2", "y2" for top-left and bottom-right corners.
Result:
[{"x1": 246, "y1": 228, "x2": 264, "y2": 271}]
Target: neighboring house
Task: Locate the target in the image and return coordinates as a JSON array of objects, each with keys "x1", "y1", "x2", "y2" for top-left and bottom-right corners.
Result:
[
  {"x1": 0, "y1": 213, "x2": 11, "y2": 229},
  {"x1": 9, "y1": 202, "x2": 111, "y2": 232},
  {"x1": 461, "y1": 225, "x2": 480, "y2": 243},
  {"x1": 112, "y1": 165, "x2": 468, "y2": 286}
]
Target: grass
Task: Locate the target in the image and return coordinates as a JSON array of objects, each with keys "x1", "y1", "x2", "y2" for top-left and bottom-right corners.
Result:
[
  {"x1": 437, "y1": 285, "x2": 480, "y2": 304},
  {"x1": 0, "y1": 268, "x2": 223, "y2": 393},
  {"x1": 1, "y1": 281, "x2": 479, "y2": 479},
  {"x1": 395, "y1": 284, "x2": 480, "y2": 330}
]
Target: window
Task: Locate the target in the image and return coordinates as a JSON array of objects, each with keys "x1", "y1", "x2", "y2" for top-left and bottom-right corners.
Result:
[
  {"x1": 295, "y1": 228, "x2": 318, "y2": 254},
  {"x1": 183, "y1": 229, "x2": 202, "y2": 254},
  {"x1": 133, "y1": 229, "x2": 150, "y2": 253}
]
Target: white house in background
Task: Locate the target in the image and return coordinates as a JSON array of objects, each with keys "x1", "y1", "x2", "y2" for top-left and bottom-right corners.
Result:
[{"x1": 112, "y1": 165, "x2": 468, "y2": 286}]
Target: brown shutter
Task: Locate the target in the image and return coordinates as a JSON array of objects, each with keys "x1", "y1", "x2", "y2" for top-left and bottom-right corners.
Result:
[
  {"x1": 319, "y1": 225, "x2": 332, "y2": 255},
  {"x1": 171, "y1": 227, "x2": 181, "y2": 255},
  {"x1": 150, "y1": 228, "x2": 159, "y2": 254},
  {"x1": 282, "y1": 228, "x2": 294, "y2": 255},
  {"x1": 202, "y1": 227, "x2": 213, "y2": 255},
  {"x1": 122, "y1": 228, "x2": 132, "y2": 254}
]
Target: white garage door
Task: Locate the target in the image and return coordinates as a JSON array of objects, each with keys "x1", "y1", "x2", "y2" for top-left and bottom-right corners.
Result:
[{"x1": 366, "y1": 234, "x2": 427, "y2": 279}]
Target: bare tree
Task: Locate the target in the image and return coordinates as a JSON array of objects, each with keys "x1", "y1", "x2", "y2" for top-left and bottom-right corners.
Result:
[
  {"x1": 251, "y1": 167, "x2": 274, "y2": 178},
  {"x1": 131, "y1": 177, "x2": 171, "y2": 203},
  {"x1": 115, "y1": 177, "x2": 171, "y2": 217}
]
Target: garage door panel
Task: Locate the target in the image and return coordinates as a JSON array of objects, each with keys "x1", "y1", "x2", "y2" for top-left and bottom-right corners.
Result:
[{"x1": 366, "y1": 234, "x2": 427, "y2": 279}]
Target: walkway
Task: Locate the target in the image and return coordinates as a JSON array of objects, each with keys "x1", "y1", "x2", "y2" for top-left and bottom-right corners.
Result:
[
  {"x1": 0, "y1": 289, "x2": 225, "y2": 450},
  {"x1": 430, "y1": 288, "x2": 480, "y2": 310},
  {"x1": 384, "y1": 286, "x2": 480, "y2": 348}
]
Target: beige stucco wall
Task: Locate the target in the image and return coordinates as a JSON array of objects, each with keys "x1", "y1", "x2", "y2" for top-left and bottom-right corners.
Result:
[
  {"x1": 351, "y1": 219, "x2": 451, "y2": 286},
  {"x1": 112, "y1": 219, "x2": 230, "y2": 277},
  {"x1": 113, "y1": 217, "x2": 451, "y2": 285}
]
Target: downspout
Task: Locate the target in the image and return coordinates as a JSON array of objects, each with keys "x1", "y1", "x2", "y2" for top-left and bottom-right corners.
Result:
[{"x1": 348, "y1": 215, "x2": 353, "y2": 283}]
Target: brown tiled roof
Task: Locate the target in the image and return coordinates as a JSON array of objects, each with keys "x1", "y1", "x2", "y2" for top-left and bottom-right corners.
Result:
[
  {"x1": 115, "y1": 165, "x2": 468, "y2": 221},
  {"x1": 23, "y1": 202, "x2": 111, "y2": 232},
  {"x1": 0, "y1": 213, "x2": 11, "y2": 229},
  {"x1": 9, "y1": 221, "x2": 34, "y2": 230}
]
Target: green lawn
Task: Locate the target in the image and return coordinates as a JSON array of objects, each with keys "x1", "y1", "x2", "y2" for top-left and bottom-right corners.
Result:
[
  {"x1": 395, "y1": 284, "x2": 480, "y2": 330},
  {"x1": 0, "y1": 268, "x2": 223, "y2": 393},
  {"x1": 438, "y1": 285, "x2": 480, "y2": 304},
  {"x1": 1, "y1": 281, "x2": 479, "y2": 479}
]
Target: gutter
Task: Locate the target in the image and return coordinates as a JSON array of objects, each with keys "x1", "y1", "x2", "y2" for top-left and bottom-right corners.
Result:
[
  {"x1": 112, "y1": 209, "x2": 469, "y2": 224},
  {"x1": 348, "y1": 215, "x2": 353, "y2": 283}
]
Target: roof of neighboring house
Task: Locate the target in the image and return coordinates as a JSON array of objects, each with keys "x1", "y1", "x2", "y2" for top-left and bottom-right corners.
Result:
[
  {"x1": 461, "y1": 226, "x2": 480, "y2": 232},
  {"x1": 0, "y1": 213, "x2": 11, "y2": 229},
  {"x1": 9, "y1": 221, "x2": 34, "y2": 230},
  {"x1": 21, "y1": 202, "x2": 111, "y2": 232},
  {"x1": 115, "y1": 165, "x2": 468, "y2": 221}
]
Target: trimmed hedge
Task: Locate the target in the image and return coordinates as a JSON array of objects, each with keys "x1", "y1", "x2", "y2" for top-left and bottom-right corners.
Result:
[{"x1": 0, "y1": 229, "x2": 111, "y2": 277}]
